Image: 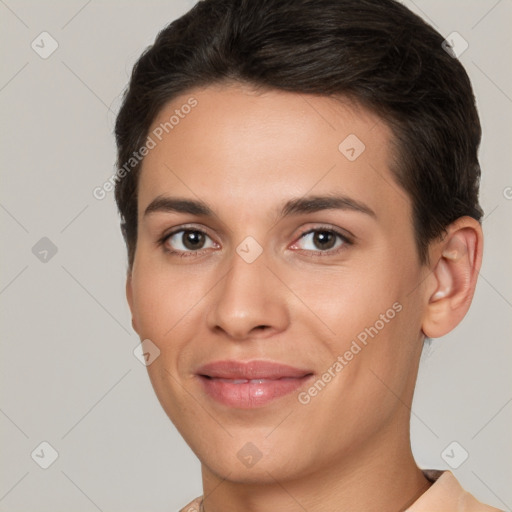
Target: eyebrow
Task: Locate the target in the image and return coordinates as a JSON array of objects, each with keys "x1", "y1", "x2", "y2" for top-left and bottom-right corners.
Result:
[{"x1": 144, "y1": 194, "x2": 376, "y2": 219}]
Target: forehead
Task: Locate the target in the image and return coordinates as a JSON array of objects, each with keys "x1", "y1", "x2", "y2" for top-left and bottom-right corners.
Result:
[{"x1": 137, "y1": 84, "x2": 409, "y2": 222}]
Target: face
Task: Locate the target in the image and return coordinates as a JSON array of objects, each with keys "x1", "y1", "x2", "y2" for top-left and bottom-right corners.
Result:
[{"x1": 127, "y1": 83, "x2": 430, "y2": 484}]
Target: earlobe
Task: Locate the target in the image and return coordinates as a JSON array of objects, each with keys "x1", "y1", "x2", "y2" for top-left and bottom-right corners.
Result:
[{"x1": 422, "y1": 217, "x2": 483, "y2": 338}]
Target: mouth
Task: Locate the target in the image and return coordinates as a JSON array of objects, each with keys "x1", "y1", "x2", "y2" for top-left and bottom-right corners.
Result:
[{"x1": 196, "y1": 360, "x2": 314, "y2": 409}]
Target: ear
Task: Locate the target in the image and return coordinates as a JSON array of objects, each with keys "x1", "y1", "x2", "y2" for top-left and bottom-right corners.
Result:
[
  {"x1": 126, "y1": 272, "x2": 139, "y2": 334},
  {"x1": 422, "y1": 216, "x2": 483, "y2": 338}
]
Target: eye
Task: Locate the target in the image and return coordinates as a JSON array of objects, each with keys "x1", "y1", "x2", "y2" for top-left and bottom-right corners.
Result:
[
  {"x1": 291, "y1": 228, "x2": 351, "y2": 254},
  {"x1": 162, "y1": 229, "x2": 218, "y2": 255}
]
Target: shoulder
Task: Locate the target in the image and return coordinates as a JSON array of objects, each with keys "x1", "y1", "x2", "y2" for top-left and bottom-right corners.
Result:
[
  {"x1": 407, "y1": 470, "x2": 503, "y2": 512},
  {"x1": 179, "y1": 496, "x2": 202, "y2": 512}
]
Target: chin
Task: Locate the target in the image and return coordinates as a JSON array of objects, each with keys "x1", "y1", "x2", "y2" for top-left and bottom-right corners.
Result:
[
  {"x1": 205, "y1": 456, "x2": 300, "y2": 485},
  {"x1": 193, "y1": 433, "x2": 315, "y2": 483}
]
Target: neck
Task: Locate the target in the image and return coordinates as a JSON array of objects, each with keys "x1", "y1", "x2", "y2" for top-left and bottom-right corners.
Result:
[{"x1": 199, "y1": 421, "x2": 431, "y2": 512}]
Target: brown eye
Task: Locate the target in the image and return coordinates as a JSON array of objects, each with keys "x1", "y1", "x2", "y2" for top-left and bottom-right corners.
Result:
[
  {"x1": 181, "y1": 230, "x2": 206, "y2": 250},
  {"x1": 164, "y1": 229, "x2": 216, "y2": 254},
  {"x1": 294, "y1": 228, "x2": 349, "y2": 253},
  {"x1": 312, "y1": 231, "x2": 337, "y2": 250}
]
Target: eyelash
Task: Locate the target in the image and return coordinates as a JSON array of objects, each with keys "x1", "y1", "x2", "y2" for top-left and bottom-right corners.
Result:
[
  {"x1": 292, "y1": 226, "x2": 353, "y2": 256},
  {"x1": 157, "y1": 226, "x2": 218, "y2": 258},
  {"x1": 158, "y1": 225, "x2": 353, "y2": 258}
]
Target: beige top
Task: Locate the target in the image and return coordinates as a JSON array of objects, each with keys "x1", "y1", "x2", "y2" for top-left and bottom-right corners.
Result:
[{"x1": 179, "y1": 470, "x2": 503, "y2": 512}]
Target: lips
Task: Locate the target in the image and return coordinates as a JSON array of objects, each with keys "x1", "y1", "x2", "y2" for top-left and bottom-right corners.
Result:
[{"x1": 196, "y1": 360, "x2": 314, "y2": 408}]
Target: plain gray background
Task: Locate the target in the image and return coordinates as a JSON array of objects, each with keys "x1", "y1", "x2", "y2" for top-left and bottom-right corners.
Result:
[{"x1": 1, "y1": 0, "x2": 511, "y2": 510}]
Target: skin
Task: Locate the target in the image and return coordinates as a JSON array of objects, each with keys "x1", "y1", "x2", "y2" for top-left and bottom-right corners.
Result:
[{"x1": 126, "y1": 83, "x2": 483, "y2": 512}]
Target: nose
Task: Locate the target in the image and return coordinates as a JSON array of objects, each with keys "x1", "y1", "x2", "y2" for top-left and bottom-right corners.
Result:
[{"x1": 206, "y1": 248, "x2": 290, "y2": 341}]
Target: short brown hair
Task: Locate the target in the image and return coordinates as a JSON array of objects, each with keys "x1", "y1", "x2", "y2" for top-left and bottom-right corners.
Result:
[{"x1": 115, "y1": 0, "x2": 483, "y2": 270}]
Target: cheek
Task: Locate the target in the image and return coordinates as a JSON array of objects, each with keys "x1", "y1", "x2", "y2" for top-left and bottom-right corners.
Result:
[
  {"x1": 130, "y1": 262, "x2": 204, "y2": 340},
  {"x1": 131, "y1": 278, "x2": 169, "y2": 338},
  {"x1": 283, "y1": 261, "x2": 401, "y2": 338},
  {"x1": 283, "y1": 249, "x2": 422, "y2": 372}
]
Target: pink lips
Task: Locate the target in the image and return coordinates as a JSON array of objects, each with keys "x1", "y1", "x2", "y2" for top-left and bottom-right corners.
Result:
[{"x1": 196, "y1": 360, "x2": 314, "y2": 408}]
